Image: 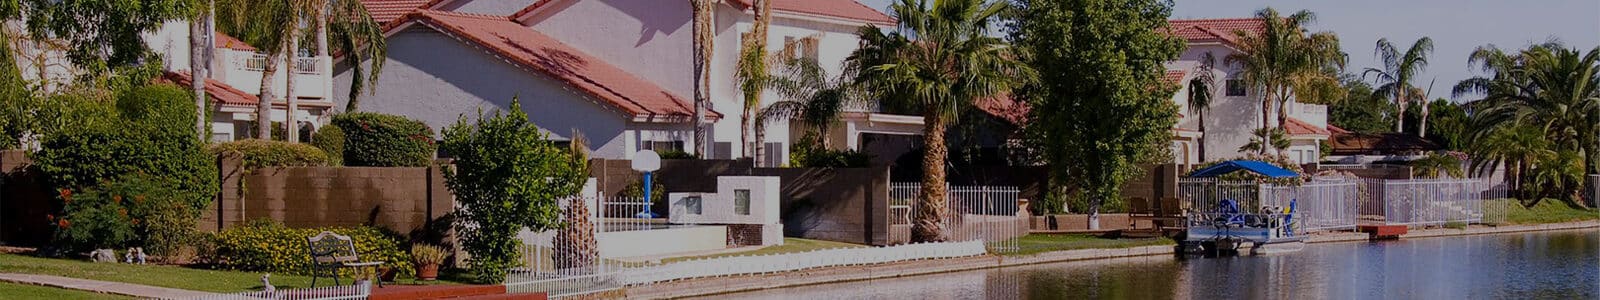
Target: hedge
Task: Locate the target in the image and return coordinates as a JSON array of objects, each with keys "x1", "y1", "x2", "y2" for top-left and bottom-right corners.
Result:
[
  {"x1": 331, "y1": 113, "x2": 435, "y2": 167},
  {"x1": 204, "y1": 220, "x2": 414, "y2": 276},
  {"x1": 311, "y1": 125, "x2": 345, "y2": 166},
  {"x1": 210, "y1": 140, "x2": 331, "y2": 169}
]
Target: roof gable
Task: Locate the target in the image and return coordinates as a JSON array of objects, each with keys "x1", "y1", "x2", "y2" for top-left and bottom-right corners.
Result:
[
  {"x1": 1284, "y1": 117, "x2": 1331, "y2": 136},
  {"x1": 1167, "y1": 18, "x2": 1266, "y2": 46},
  {"x1": 360, "y1": 0, "x2": 453, "y2": 24},
  {"x1": 159, "y1": 72, "x2": 260, "y2": 107},
  {"x1": 390, "y1": 10, "x2": 716, "y2": 121}
]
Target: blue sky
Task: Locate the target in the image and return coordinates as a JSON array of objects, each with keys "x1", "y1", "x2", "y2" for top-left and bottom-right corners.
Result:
[{"x1": 857, "y1": 0, "x2": 1600, "y2": 100}]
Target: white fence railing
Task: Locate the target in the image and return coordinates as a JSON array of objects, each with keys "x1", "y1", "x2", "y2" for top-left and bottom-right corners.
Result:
[
  {"x1": 1383, "y1": 179, "x2": 1486, "y2": 226},
  {"x1": 182, "y1": 281, "x2": 370, "y2": 300},
  {"x1": 239, "y1": 54, "x2": 326, "y2": 75},
  {"x1": 1182, "y1": 177, "x2": 1498, "y2": 230},
  {"x1": 889, "y1": 183, "x2": 1026, "y2": 253},
  {"x1": 618, "y1": 240, "x2": 986, "y2": 286},
  {"x1": 1262, "y1": 180, "x2": 1361, "y2": 232}
]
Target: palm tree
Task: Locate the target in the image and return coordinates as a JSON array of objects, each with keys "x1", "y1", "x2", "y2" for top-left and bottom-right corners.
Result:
[
  {"x1": 1225, "y1": 8, "x2": 1344, "y2": 153},
  {"x1": 1457, "y1": 43, "x2": 1600, "y2": 203},
  {"x1": 690, "y1": 0, "x2": 714, "y2": 157},
  {"x1": 216, "y1": 0, "x2": 301, "y2": 140},
  {"x1": 317, "y1": 0, "x2": 386, "y2": 112},
  {"x1": 738, "y1": 0, "x2": 773, "y2": 164},
  {"x1": 848, "y1": 0, "x2": 1031, "y2": 242},
  {"x1": 760, "y1": 58, "x2": 863, "y2": 149},
  {"x1": 1362, "y1": 37, "x2": 1433, "y2": 136},
  {"x1": 1187, "y1": 52, "x2": 1218, "y2": 162},
  {"x1": 189, "y1": 2, "x2": 211, "y2": 140},
  {"x1": 1239, "y1": 128, "x2": 1290, "y2": 155}
]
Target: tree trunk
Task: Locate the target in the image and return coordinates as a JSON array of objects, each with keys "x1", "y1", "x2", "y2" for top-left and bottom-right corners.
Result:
[
  {"x1": 911, "y1": 112, "x2": 948, "y2": 243},
  {"x1": 754, "y1": 121, "x2": 767, "y2": 166},
  {"x1": 256, "y1": 53, "x2": 280, "y2": 140},
  {"x1": 690, "y1": 0, "x2": 713, "y2": 157},
  {"x1": 189, "y1": 19, "x2": 208, "y2": 141},
  {"x1": 742, "y1": 0, "x2": 772, "y2": 160},
  {"x1": 1395, "y1": 90, "x2": 1407, "y2": 133},
  {"x1": 1197, "y1": 111, "x2": 1207, "y2": 162},
  {"x1": 553, "y1": 197, "x2": 597, "y2": 270},
  {"x1": 1418, "y1": 100, "x2": 1430, "y2": 137},
  {"x1": 285, "y1": 31, "x2": 301, "y2": 143},
  {"x1": 1259, "y1": 93, "x2": 1271, "y2": 154}
]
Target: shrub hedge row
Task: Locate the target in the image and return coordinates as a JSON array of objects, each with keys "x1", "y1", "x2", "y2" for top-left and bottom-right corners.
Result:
[
  {"x1": 331, "y1": 113, "x2": 435, "y2": 167},
  {"x1": 204, "y1": 220, "x2": 414, "y2": 276},
  {"x1": 210, "y1": 140, "x2": 330, "y2": 169}
]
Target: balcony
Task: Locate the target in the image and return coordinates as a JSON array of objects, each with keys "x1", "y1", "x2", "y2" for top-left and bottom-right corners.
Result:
[{"x1": 218, "y1": 50, "x2": 332, "y2": 101}]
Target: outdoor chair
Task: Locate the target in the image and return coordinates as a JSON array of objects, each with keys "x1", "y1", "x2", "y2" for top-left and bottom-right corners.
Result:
[{"x1": 306, "y1": 231, "x2": 387, "y2": 288}]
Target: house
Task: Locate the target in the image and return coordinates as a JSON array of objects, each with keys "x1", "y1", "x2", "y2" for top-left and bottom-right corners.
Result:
[
  {"x1": 143, "y1": 24, "x2": 339, "y2": 142},
  {"x1": 337, "y1": 0, "x2": 895, "y2": 161}
]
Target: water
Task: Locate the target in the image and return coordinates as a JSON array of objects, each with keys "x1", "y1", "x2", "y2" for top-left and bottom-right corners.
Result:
[{"x1": 711, "y1": 230, "x2": 1600, "y2": 299}]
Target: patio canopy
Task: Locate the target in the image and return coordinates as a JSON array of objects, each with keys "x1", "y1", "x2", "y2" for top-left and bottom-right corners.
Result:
[{"x1": 1188, "y1": 160, "x2": 1299, "y2": 178}]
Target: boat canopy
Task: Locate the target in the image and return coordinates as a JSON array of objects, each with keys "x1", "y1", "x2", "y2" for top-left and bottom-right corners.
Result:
[{"x1": 1188, "y1": 160, "x2": 1299, "y2": 178}]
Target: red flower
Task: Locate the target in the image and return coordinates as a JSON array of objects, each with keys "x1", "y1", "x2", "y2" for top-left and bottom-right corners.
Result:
[
  {"x1": 59, "y1": 189, "x2": 72, "y2": 203},
  {"x1": 118, "y1": 208, "x2": 128, "y2": 216},
  {"x1": 131, "y1": 219, "x2": 141, "y2": 225},
  {"x1": 57, "y1": 219, "x2": 70, "y2": 229},
  {"x1": 113, "y1": 195, "x2": 122, "y2": 204},
  {"x1": 45, "y1": 214, "x2": 53, "y2": 222}
]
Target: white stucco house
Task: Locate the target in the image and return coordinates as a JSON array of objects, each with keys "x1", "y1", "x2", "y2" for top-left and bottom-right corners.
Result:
[{"x1": 337, "y1": 0, "x2": 897, "y2": 161}]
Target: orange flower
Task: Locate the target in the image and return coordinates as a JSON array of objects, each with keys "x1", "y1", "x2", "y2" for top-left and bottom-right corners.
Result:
[
  {"x1": 113, "y1": 195, "x2": 122, "y2": 204},
  {"x1": 131, "y1": 219, "x2": 141, "y2": 225},
  {"x1": 59, "y1": 189, "x2": 72, "y2": 203},
  {"x1": 133, "y1": 195, "x2": 145, "y2": 203},
  {"x1": 57, "y1": 219, "x2": 70, "y2": 229},
  {"x1": 118, "y1": 208, "x2": 128, "y2": 216}
]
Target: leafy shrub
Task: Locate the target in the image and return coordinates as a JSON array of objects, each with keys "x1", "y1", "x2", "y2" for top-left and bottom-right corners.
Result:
[
  {"x1": 311, "y1": 125, "x2": 346, "y2": 166},
  {"x1": 785, "y1": 134, "x2": 871, "y2": 168},
  {"x1": 441, "y1": 99, "x2": 586, "y2": 283},
  {"x1": 53, "y1": 175, "x2": 199, "y2": 256},
  {"x1": 331, "y1": 113, "x2": 436, "y2": 167},
  {"x1": 656, "y1": 150, "x2": 696, "y2": 159},
  {"x1": 205, "y1": 220, "x2": 413, "y2": 276},
  {"x1": 210, "y1": 140, "x2": 330, "y2": 169}
]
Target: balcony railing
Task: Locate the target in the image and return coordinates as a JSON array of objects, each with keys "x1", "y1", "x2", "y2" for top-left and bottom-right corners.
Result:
[
  {"x1": 238, "y1": 53, "x2": 325, "y2": 75},
  {"x1": 242, "y1": 53, "x2": 268, "y2": 71}
]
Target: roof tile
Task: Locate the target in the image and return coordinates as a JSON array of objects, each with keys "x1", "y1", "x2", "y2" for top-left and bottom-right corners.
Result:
[
  {"x1": 1284, "y1": 117, "x2": 1331, "y2": 136},
  {"x1": 728, "y1": 0, "x2": 895, "y2": 25},
  {"x1": 159, "y1": 72, "x2": 260, "y2": 107},
  {"x1": 1167, "y1": 18, "x2": 1266, "y2": 45}
]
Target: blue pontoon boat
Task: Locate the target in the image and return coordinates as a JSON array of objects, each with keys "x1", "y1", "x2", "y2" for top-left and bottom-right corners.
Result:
[{"x1": 1181, "y1": 160, "x2": 1306, "y2": 255}]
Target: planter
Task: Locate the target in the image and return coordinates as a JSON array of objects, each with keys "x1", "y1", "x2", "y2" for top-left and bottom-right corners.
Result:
[
  {"x1": 417, "y1": 264, "x2": 439, "y2": 281},
  {"x1": 379, "y1": 267, "x2": 399, "y2": 282}
]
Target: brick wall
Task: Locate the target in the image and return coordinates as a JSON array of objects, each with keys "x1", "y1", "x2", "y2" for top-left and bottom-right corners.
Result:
[{"x1": 199, "y1": 156, "x2": 453, "y2": 235}]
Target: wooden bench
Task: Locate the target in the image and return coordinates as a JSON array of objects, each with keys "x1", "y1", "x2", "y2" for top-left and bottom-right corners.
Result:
[{"x1": 307, "y1": 231, "x2": 387, "y2": 288}]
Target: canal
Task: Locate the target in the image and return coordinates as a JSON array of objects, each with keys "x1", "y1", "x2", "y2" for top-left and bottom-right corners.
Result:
[{"x1": 709, "y1": 229, "x2": 1599, "y2": 299}]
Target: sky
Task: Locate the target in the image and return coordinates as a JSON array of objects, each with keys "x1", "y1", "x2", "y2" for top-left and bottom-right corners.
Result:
[{"x1": 856, "y1": 0, "x2": 1600, "y2": 101}]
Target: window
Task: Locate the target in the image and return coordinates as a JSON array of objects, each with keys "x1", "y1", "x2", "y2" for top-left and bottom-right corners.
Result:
[
  {"x1": 1225, "y1": 78, "x2": 1247, "y2": 96},
  {"x1": 734, "y1": 189, "x2": 751, "y2": 215},
  {"x1": 684, "y1": 196, "x2": 702, "y2": 215},
  {"x1": 643, "y1": 141, "x2": 685, "y2": 152},
  {"x1": 783, "y1": 36, "x2": 819, "y2": 61}
]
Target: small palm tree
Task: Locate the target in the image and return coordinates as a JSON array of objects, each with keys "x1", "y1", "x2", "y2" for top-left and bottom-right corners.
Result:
[
  {"x1": 738, "y1": 0, "x2": 774, "y2": 164},
  {"x1": 216, "y1": 0, "x2": 300, "y2": 140},
  {"x1": 759, "y1": 58, "x2": 864, "y2": 150},
  {"x1": 1363, "y1": 37, "x2": 1433, "y2": 136},
  {"x1": 848, "y1": 0, "x2": 1032, "y2": 242},
  {"x1": 1188, "y1": 52, "x2": 1218, "y2": 162},
  {"x1": 1239, "y1": 128, "x2": 1290, "y2": 155},
  {"x1": 1457, "y1": 43, "x2": 1599, "y2": 204},
  {"x1": 1226, "y1": 7, "x2": 1344, "y2": 153}
]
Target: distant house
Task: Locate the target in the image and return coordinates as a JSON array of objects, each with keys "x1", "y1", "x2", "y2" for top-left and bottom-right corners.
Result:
[
  {"x1": 1324, "y1": 126, "x2": 1442, "y2": 164},
  {"x1": 338, "y1": 0, "x2": 895, "y2": 161}
]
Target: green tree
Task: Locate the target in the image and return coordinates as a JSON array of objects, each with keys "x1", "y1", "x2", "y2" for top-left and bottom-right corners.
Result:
[
  {"x1": 215, "y1": 0, "x2": 299, "y2": 140},
  {"x1": 1363, "y1": 37, "x2": 1434, "y2": 135},
  {"x1": 19, "y1": 0, "x2": 194, "y2": 73},
  {"x1": 1225, "y1": 8, "x2": 1344, "y2": 153},
  {"x1": 311, "y1": 0, "x2": 386, "y2": 112},
  {"x1": 737, "y1": 0, "x2": 772, "y2": 163},
  {"x1": 761, "y1": 58, "x2": 865, "y2": 149},
  {"x1": 1187, "y1": 52, "x2": 1219, "y2": 161},
  {"x1": 441, "y1": 98, "x2": 587, "y2": 283},
  {"x1": 1239, "y1": 128, "x2": 1291, "y2": 155},
  {"x1": 1406, "y1": 98, "x2": 1468, "y2": 150},
  {"x1": 1456, "y1": 43, "x2": 1599, "y2": 204},
  {"x1": 1008, "y1": 0, "x2": 1179, "y2": 223},
  {"x1": 1329, "y1": 76, "x2": 1396, "y2": 133},
  {"x1": 849, "y1": 0, "x2": 1031, "y2": 241}
]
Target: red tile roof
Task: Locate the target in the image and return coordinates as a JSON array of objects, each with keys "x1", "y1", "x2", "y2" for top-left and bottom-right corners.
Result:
[
  {"x1": 1327, "y1": 124, "x2": 1351, "y2": 134},
  {"x1": 391, "y1": 10, "x2": 716, "y2": 121},
  {"x1": 1284, "y1": 117, "x2": 1331, "y2": 136},
  {"x1": 729, "y1": 0, "x2": 896, "y2": 26},
  {"x1": 360, "y1": 0, "x2": 450, "y2": 24},
  {"x1": 975, "y1": 94, "x2": 1027, "y2": 125},
  {"x1": 159, "y1": 72, "x2": 260, "y2": 107},
  {"x1": 213, "y1": 32, "x2": 256, "y2": 51},
  {"x1": 1163, "y1": 70, "x2": 1187, "y2": 85},
  {"x1": 1167, "y1": 18, "x2": 1266, "y2": 46}
]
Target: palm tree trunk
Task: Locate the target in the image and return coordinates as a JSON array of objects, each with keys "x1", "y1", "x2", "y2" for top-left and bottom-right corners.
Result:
[
  {"x1": 256, "y1": 54, "x2": 280, "y2": 140},
  {"x1": 285, "y1": 32, "x2": 301, "y2": 143},
  {"x1": 1418, "y1": 100, "x2": 1430, "y2": 137},
  {"x1": 912, "y1": 112, "x2": 949, "y2": 243},
  {"x1": 190, "y1": 19, "x2": 208, "y2": 140},
  {"x1": 1197, "y1": 111, "x2": 1207, "y2": 162},
  {"x1": 690, "y1": 0, "x2": 713, "y2": 157},
  {"x1": 1395, "y1": 90, "x2": 1407, "y2": 133},
  {"x1": 1259, "y1": 93, "x2": 1271, "y2": 154},
  {"x1": 742, "y1": 0, "x2": 772, "y2": 161},
  {"x1": 753, "y1": 121, "x2": 767, "y2": 166}
]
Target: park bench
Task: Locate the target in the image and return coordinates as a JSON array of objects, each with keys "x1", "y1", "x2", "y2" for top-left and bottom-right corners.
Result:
[{"x1": 306, "y1": 231, "x2": 387, "y2": 288}]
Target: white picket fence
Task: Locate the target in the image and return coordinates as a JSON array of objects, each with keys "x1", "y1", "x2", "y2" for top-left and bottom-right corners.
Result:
[
  {"x1": 180, "y1": 281, "x2": 370, "y2": 300},
  {"x1": 617, "y1": 240, "x2": 987, "y2": 286}
]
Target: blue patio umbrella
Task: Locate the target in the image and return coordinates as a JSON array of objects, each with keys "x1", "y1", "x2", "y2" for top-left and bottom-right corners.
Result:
[{"x1": 1188, "y1": 160, "x2": 1300, "y2": 178}]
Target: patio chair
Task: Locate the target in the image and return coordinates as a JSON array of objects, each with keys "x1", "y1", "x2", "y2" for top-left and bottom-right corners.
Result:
[{"x1": 306, "y1": 231, "x2": 387, "y2": 288}]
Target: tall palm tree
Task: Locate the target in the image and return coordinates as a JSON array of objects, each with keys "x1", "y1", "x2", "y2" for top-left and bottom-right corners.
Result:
[
  {"x1": 760, "y1": 58, "x2": 863, "y2": 148},
  {"x1": 189, "y1": 2, "x2": 211, "y2": 140},
  {"x1": 1187, "y1": 52, "x2": 1218, "y2": 162},
  {"x1": 1457, "y1": 43, "x2": 1600, "y2": 203},
  {"x1": 317, "y1": 0, "x2": 386, "y2": 112},
  {"x1": 738, "y1": 0, "x2": 773, "y2": 164},
  {"x1": 1363, "y1": 37, "x2": 1433, "y2": 136},
  {"x1": 848, "y1": 0, "x2": 1031, "y2": 242},
  {"x1": 216, "y1": 0, "x2": 299, "y2": 140},
  {"x1": 1225, "y1": 8, "x2": 1344, "y2": 153},
  {"x1": 690, "y1": 0, "x2": 714, "y2": 157}
]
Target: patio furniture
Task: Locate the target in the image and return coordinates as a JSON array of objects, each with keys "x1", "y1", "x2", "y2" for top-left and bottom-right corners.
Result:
[{"x1": 306, "y1": 231, "x2": 387, "y2": 288}]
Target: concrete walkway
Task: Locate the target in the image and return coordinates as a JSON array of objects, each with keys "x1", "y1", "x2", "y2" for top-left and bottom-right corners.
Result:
[{"x1": 0, "y1": 273, "x2": 214, "y2": 299}]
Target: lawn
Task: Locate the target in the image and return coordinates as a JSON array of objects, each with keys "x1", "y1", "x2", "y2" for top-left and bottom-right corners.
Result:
[
  {"x1": 0, "y1": 253, "x2": 461, "y2": 293},
  {"x1": 0, "y1": 282, "x2": 136, "y2": 300},
  {"x1": 1488, "y1": 199, "x2": 1600, "y2": 225},
  {"x1": 661, "y1": 238, "x2": 865, "y2": 263},
  {"x1": 1000, "y1": 234, "x2": 1176, "y2": 256}
]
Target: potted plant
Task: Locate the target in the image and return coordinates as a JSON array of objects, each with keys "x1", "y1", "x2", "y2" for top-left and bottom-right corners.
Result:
[{"x1": 411, "y1": 244, "x2": 448, "y2": 281}]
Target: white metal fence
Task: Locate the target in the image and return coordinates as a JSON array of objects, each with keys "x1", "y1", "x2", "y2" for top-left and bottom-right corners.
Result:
[
  {"x1": 505, "y1": 196, "x2": 631, "y2": 298},
  {"x1": 618, "y1": 240, "x2": 987, "y2": 286},
  {"x1": 1180, "y1": 178, "x2": 1362, "y2": 234},
  {"x1": 182, "y1": 281, "x2": 370, "y2": 300},
  {"x1": 1382, "y1": 179, "x2": 1486, "y2": 226},
  {"x1": 1182, "y1": 177, "x2": 1503, "y2": 229},
  {"x1": 889, "y1": 183, "x2": 1026, "y2": 253}
]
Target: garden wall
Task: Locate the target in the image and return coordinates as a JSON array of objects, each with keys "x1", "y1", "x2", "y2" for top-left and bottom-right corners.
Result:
[
  {"x1": 199, "y1": 156, "x2": 453, "y2": 236},
  {"x1": 0, "y1": 150, "x2": 52, "y2": 246}
]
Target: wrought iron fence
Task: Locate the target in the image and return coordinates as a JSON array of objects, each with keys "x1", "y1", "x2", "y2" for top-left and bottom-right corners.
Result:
[
  {"x1": 1382, "y1": 179, "x2": 1485, "y2": 226},
  {"x1": 889, "y1": 183, "x2": 1025, "y2": 253},
  {"x1": 618, "y1": 240, "x2": 986, "y2": 286},
  {"x1": 182, "y1": 281, "x2": 370, "y2": 300},
  {"x1": 1261, "y1": 179, "x2": 1361, "y2": 232}
]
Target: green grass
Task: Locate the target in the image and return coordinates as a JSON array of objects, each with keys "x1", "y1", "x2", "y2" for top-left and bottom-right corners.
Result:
[
  {"x1": 0, "y1": 282, "x2": 136, "y2": 300},
  {"x1": 1000, "y1": 234, "x2": 1176, "y2": 256},
  {"x1": 1489, "y1": 199, "x2": 1600, "y2": 225},
  {"x1": 0, "y1": 253, "x2": 462, "y2": 293},
  {"x1": 661, "y1": 238, "x2": 865, "y2": 263}
]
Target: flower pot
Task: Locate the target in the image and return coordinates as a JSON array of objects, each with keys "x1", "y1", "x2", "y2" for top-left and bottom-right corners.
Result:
[
  {"x1": 417, "y1": 264, "x2": 439, "y2": 281},
  {"x1": 379, "y1": 267, "x2": 399, "y2": 282}
]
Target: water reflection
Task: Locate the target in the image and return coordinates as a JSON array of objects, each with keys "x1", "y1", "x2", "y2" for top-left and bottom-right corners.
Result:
[{"x1": 709, "y1": 230, "x2": 1598, "y2": 299}]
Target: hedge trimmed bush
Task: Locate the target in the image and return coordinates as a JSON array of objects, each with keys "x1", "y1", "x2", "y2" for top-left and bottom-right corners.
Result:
[
  {"x1": 204, "y1": 220, "x2": 413, "y2": 276},
  {"x1": 331, "y1": 113, "x2": 435, "y2": 167},
  {"x1": 210, "y1": 140, "x2": 331, "y2": 169},
  {"x1": 311, "y1": 125, "x2": 346, "y2": 166}
]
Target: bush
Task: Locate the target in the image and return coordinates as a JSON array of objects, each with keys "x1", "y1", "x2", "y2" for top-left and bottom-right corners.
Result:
[
  {"x1": 210, "y1": 140, "x2": 330, "y2": 169},
  {"x1": 205, "y1": 220, "x2": 413, "y2": 276},
  {"x1": 311, "y1": 125, "x2": 346, "y2": 166},
  {"x1": 53, "y1": 175, "x2": 200, "y2": 256},
  {"x1": 331, "y1": 113, "x2": 436, "y2": 167},
  {"x1": 656, "y1": 149, "x2": 696, "y2": 159},
  {"x1": 440, "y1": 99, "x2": 587, "y2": 283}
]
